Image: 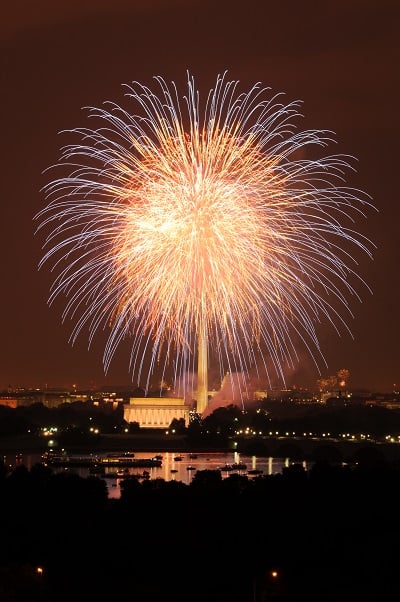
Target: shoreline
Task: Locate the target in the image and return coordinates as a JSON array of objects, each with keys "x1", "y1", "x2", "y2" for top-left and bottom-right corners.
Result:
[
  {"x1": 0, "y1": 433, "x2": 230, "y2": 455},
  {"x1": 3, "y1": 433, "x2": 400, "y2": 465}
]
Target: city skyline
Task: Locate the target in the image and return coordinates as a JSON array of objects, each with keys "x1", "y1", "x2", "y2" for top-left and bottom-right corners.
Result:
[{"x1": 2, "y1": 0, "x2": 399, "y2": 394}]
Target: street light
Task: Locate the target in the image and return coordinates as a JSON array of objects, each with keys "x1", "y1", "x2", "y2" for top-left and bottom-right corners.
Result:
[
  {"x1": 36, "y1": 566, "x2": 44, "y2": 601},
  {"x1": 253, "y1": 569, "x2": 280, "y2": 601}
]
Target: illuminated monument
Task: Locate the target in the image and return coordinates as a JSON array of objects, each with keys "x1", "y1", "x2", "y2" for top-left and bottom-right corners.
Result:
[
  {"x1": 123, "y1": 396, "x2": 190, "y2": 429},
  {"x1": 196, "y1": 326, "x2": 209, "y2": 414},
  {"x1": 124, "y1": 334, "x2": 209, "y2": 428},
  {"x1": 124, "y1": 331, "x2": 209, "y2": 427}
]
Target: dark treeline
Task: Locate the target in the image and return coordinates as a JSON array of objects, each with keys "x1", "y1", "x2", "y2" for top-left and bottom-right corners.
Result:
[
  {"x1": 0, "y1": 457, "x2": 400, "y2": 601},
  {"x1": 0, "y1": 401, "x2": 126, "y2": 437},
  {"x1": 2, "y1": 400, "x2": 400, "y2": 441}
]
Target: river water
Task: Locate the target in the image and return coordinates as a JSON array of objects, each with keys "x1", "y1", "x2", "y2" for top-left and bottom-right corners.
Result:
[{"x1": 3, "y1": 450, "x2": 311, "y2": 499}]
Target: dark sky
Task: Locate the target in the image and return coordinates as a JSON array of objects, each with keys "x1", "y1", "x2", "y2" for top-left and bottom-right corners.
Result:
[{"x1": 2, "y1": 0, "x2": 399, "y2": 393}]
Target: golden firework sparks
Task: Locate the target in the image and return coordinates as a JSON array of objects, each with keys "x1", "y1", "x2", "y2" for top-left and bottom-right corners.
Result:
[{"x1": 35, "y1": 72, "x2": 375, "y2": 408}]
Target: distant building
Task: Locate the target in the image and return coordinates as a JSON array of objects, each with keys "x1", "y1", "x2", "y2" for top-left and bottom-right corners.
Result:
[
  {"x1": 324, "y1": 393, "x2": 366, "y2": 407},
  {"x1": 123, "y1": 397, "x2": 191, "y2": 429},
  {"x1": 321, "y1": 390, "x2": 349, "y2": 404},
  {"x1": 0, "y1": 397, "x2": 18, "y2": 409}
]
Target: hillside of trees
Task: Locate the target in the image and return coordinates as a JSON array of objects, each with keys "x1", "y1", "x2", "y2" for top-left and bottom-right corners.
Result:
[{"x1": 0, "y1": 455, "x2": 399, "y2": 601}]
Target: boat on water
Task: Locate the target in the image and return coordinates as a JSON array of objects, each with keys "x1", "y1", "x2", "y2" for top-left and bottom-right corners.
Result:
[
  {"x1": 100, "y1": 456, "x2": 161, "y2": 467},
  {"x1": 103, "y1": 469, "x2": 151, "y2": 480},
  {"x1": 106, "y1": 451, "x2": 135, "y2": 458},
  {"x1": 219, "y1": 463, "x2": 247, "y2": 472},
  {"x1": 42, "y1": 451, "x2": 162, "y2": 469}
]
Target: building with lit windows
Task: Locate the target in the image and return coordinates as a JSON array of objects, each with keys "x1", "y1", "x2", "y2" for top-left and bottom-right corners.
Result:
[{"x1": 123, "y1": 396, "x2": 191, "y2": 429}]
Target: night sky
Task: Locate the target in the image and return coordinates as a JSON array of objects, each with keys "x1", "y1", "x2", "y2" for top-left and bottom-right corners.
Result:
[{"x1": 2, "y1": 0, "x2": 399, "y2": 393}]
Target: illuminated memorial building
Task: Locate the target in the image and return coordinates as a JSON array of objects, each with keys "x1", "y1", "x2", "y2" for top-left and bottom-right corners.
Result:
[
  {"x1": 123, "y1": 372, "x2": 268, "y2": 428},
  {"x1": 123, "y1": 371, "x2": 231, "y2": 428},
  {"x1": 123, "y1": 396, "x2": 191, "y2": 429}
]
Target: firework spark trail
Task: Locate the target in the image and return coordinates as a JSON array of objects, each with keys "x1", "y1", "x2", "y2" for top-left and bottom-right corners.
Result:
[{"x1": 35, "y1": 72, "x2": 375, "y2": 400}]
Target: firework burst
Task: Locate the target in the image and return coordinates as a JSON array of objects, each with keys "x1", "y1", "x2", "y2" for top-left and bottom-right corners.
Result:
[{"x1": 35, "y1": 72, "x2": 375, "y2": 409}]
